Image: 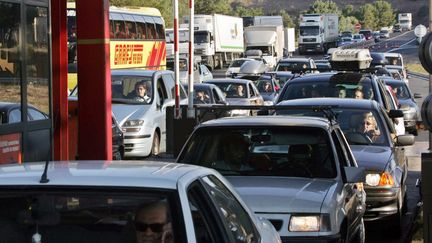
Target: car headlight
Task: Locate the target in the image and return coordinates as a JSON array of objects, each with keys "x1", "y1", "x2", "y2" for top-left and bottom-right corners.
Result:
[
  {"x1": 263, "y1": 101, "x2": 274, "y2": 106},
  {"x1": 123, "y1": 120, "x2": 144, "y2": 127},
  {"x1": 289, "y1": 215, "x2": 322, "y2": 232},
  {"x1": 230, "y1": 109, "x2": 249, "y2": 116},
  {"x1": 365, "y1": 172, "x2": 394, "y2": 186}
]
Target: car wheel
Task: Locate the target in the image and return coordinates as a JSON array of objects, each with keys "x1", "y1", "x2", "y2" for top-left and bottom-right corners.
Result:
[
  {"x1": 352, "y1": 218, "x2": 365, "y2": 243},
  {"x1": 151, "y1": 132, "x2": 160, "y2": 156},
  {"x1": 389, "y1": 191, "x2": 403, "y2": 235}
]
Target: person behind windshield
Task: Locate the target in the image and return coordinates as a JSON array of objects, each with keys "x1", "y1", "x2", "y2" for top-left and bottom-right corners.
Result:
[
  {"x1": 263, "y1": 82, "x2": 272, "y2": 92},
  {"x1": 356, "y1": 112, "x2": 381, "y2": 142},
  {"x1": 235, "y1": 84, "x2": 245, "y2": 97},
  {"x1": 134, "y1": 81, "x2": 151, "y2": 103},
  {"x1": 213, "y1": 133, "x2": 251, "y2": 171},
  {"x1": 354, "y1": 89, "x2": 364, "y2": 99},
  {"x1": 335, "y1": 87, "x2": 346, "y2": 98},
  {"x1": 195, "y1": 90, "x2": 210, "y2": 104},
  {"x1": 134, "y1": 200, "x2": 173, "y2": 243}
]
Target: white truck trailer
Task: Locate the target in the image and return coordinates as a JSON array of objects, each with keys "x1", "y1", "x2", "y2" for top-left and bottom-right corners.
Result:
[
  {"x1": 190, "y1": 14, "x2": 244, "y2": 69},
  {"x1": 298, "y1": 14, "x2": 339, "y2": 54},
  {"x1": 244, "y1": 25, "x2": 284, "y2": 68},
  {"x1": 398, "y1": 13, "x2": 412, "y2": 31},
  {"x1": 284, "y1": 28, "x2": 296, "y2": 57}
]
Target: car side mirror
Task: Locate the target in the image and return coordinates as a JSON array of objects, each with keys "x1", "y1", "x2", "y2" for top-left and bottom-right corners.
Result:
[
  {"x1": 344, "y1": 166, "x2": 365, "y2": 183},
  {"x1": 414, "y1": 93, "x2": 422, "y2": 99},
  {"x1": 388, "y1": 109, "x2": 404, "y2": 118},
  {"x1": 396, "y1": 134, "x2": 415, "y2": 146}
]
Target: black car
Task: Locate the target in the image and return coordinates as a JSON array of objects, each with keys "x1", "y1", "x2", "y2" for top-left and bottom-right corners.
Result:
[
  {"x1": 275, "y1": 72, "x2": 393, "y2": 112},
  {"x1": 382, "y1": 77, "x2": 422, "y2": 135},
  {"x1": 359, "y1": 29, "x2": 373, "y2": 40},
  {"x1": 274, "y1": 98, "x2": 415, "y2": 231}
]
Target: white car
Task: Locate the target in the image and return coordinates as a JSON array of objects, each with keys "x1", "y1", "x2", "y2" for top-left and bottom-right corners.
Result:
[
  {"x1": 0, "y1": 160, "x2": 281, "y2": 243},
  {"x1": 70, "y1": 69, "x2": 188, "y2": 158},
  {"x1": 225, "y1": 58, "x2": 254, "y2": 77},
  {"x1": 383, "y1": 52, "x2": 408, "y2": 84}
]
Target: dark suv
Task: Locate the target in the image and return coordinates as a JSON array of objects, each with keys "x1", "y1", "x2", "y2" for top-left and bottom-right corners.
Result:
[{"x1": 359, "y1": 29, "x2": 373, "y2": 40}]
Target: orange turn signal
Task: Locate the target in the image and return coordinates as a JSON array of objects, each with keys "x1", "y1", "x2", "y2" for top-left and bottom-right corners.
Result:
[{"x1": 378, "y1": 172, "x2": 394, "y2": 186}]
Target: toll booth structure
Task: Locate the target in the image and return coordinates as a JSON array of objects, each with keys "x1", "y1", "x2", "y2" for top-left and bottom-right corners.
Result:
[{"x1": 0, "y1": 0, "x2": 112, "y2": 163}]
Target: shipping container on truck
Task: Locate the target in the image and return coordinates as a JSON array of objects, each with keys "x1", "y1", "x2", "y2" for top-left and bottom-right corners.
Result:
[
  {"x1": 242, "y1": 15, "x2": 283, "y2": 28},
  {"x1": 189, "y1": 14, "x2": 244, "y2": 69},
  {"x1": 398, "y1": 13, "x2": 412, "y2": 31},
  {"x1": 298, "y1": 14, "x2": 339, "y2": 55},
  {"x1": 284, "y1": 28, "x2": 296, "y2": 57},
  {"x1": 244, "y1": 25, "x2": 284, "y2": 68}
]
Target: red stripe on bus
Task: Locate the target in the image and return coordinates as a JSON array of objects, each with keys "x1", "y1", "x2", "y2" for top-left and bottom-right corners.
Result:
[{"x1": 155, "y1": 42, "x2": 165, "y2": 68}]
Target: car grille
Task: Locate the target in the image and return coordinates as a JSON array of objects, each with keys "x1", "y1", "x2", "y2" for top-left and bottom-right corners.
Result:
[
  {"x1": 269, "y1": 219, "x2": 283, "y2": 231},
  {"x1": 194, "y1": 49, "x2": 204, "y2": 55},
  {"x1": 303, "y1": 38, "x2": 317, "y2": 42}
]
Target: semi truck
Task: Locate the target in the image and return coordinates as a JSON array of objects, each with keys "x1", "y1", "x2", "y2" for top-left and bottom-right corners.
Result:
[
  {"x1": 398, "y1": 13, "x2": 412, "y2": 31},
  {"x1": 298, "y1": 14, "x2": 339, "y2": 54},
  {"x1": 244, "y1": 25, "x2": 284, "y2": 68},
  {"x1": 185, "y1": 14, "x2": 244, "y2": 69}
]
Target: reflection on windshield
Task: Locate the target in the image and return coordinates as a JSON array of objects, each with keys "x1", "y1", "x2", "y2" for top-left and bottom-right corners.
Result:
[
  {"x1": 300, "y1": 26, "x2": 319, "y2": 36},
  {"x1": 177, "y1": 126, "x2": 336, "y2": 178},
  {"x1": 211, "y1": 83, "x2": 247, "y2": 98},
  {"x1": 111, "y1": 76, "x2": 153, "y2": 104},
  {"x1": 276, "y1": 108, "x2": 389, "y2": 146},
  {"x1": 166, "y1": 59, "x2": 188, "y2": 71}
]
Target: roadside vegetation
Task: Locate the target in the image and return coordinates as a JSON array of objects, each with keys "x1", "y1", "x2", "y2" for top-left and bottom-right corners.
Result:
[{"x1": 406, "y1": 63, "x2": 428, "y2": 75}]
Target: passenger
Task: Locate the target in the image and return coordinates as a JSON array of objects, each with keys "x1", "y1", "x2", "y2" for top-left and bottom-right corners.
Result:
[
  {"x1": 195, "y1": 90, "x2": 210, "y2": 104},
  {"x1": 263, "y1": 82, "x2": 273, "y2": 92},
  {"x1": 356, "y1": 112, "x2": 381, "y2": 142},
  {"x1": 335, "y1": 87, "x2": 346, "y2": 98},
  {"x1": 354, "y1": 89, "x2": 364, "y2": 99},
  {"x1": 134, "y1": 200, "x2": 173, "y2": 243},
  {"x1": 214, "y1": 133, "x2": 251, "y2": 171},
  {"x1": 235, "y1": 85, "x2": 245, "y2": 97},
  {"x1": 134, "y1": 81, "x2": 151, "y2": 103}
]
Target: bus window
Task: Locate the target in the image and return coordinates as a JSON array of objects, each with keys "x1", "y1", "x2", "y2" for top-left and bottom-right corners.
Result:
[
  {"x1": 123, "y1": 14, "x2": 137, "y2": 39},
  {"x1": 109, "y1": 19, "x2": 115, "y2": 38},
  {"x1": 114, "y1": 20, "x2": 126, "y2": 39},
  {"x1": 153, "y1": 17, "x2": 165, "y2": 40},
  {"x1": 133, "y1": 15, "x2": 146, "y2": 40},
  {"x1": 145, "y1": 16, "x2": 156, "y2": 40}
]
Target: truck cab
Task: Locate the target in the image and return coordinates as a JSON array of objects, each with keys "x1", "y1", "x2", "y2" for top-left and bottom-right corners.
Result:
[{"x1": 298, "y1": 14, "x2": 338, "y2": 55}]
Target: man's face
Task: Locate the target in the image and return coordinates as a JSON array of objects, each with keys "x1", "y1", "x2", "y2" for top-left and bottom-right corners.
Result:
[
  {"x1": 338, "y1": 89, "x2": 346, "y2": 98},
  {"x1": 136, "y1": 206, "x2": 167, "y2": 243},
  {"x1": 136, "y1": 85, "x2": 146, "y2": 97},
  {"x1": 355, "y1": 91, "x2": 363, "y2": 99}
]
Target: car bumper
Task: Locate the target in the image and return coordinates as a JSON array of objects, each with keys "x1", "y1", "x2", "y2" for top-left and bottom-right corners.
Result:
[
  {"x1": 299, "y1": 44, "x2": 323, "y2": 52},
  {"x1": 281, "y1": 234, "x2": 340, "y2": 243},
  {"x1": 123, "y1": 134, "x2": 152, "y2": 157},
  {"x1": 363, "y1": 187, "x2": 399, "y2": 221}
]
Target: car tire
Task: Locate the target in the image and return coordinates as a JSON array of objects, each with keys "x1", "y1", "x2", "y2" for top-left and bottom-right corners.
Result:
[
  {"x1": 151, "y1": 132, "x2": 160, "y2": 156},
  {"x1": 389, "y1": 191, "x2": 403, "y2": 235}
]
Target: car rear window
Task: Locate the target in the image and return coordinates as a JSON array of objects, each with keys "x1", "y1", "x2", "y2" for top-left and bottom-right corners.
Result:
[{"x1": 178, "y1": 126, "x2": 337, "y2": 178}]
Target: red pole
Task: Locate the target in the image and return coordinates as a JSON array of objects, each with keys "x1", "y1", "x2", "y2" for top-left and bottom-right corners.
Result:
[
  {"x1": 51, "y1": 0, "x2": 69, "y2": 160},
  {"x1": 76, "y1": 0, "x2": 112, "y2": 159}
]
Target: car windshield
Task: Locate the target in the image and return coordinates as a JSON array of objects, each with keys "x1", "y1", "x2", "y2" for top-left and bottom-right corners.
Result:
[
  {"x1": 111, "y1": 76, "x2": 153, "y2": 104},
  {"x1": 230, "y1": 59, "x2": 250, "y2": 68},
  {"x1": 276, "y1": 61, "x2": 310, "y2": 71},
  {"x1": 256, "y1": 79, "x2": 274, "y2": 93},
  {"x1": 277, "y1": 108, "x2": 389, "y2": 146},
  {"x1": 385, "y1": 56, "x2": 402, "y2": 66},
  {"x1": 210, "y1": 82, "x2": 247, "y2": 98},
  {"x1": 166, "y1": 58, "x2": 188, "y2": 71},
  {"x1": 177, "y1": 126, "x2": 337, "y2": 178},
  {"x1": 0, "y1": 191, "x2": 175, "y2": 243},
  {"x1": 279, "y1": 75, "x2": 375, "y2": 101},
  {"x1": 194, "y1": 31, "x2": 210, "y2": 44},
  {"x1": 300, "y1": 26, "x2": 319, "y2": 36},
  {"x1": 387, "y1": 82, "x2": 411, "y2": 100}
]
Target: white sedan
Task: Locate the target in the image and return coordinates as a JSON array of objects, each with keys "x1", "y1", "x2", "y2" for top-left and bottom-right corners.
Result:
[{"x1": 0, "y1": 161, "x2": 281, "y2": 243}]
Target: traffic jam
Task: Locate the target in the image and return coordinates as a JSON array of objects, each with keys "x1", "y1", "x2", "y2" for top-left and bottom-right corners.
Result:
[{"x1": 0, "y1": 0, "x2": 428, "y2": 242}]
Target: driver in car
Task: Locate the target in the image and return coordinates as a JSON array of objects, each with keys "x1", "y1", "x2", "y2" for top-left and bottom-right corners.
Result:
[{"x1": 357, "y1": 112, "x2": 381, "y2": 142}]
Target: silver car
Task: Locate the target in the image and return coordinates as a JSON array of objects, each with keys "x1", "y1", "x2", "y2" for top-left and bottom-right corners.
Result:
[
  {"x1": 177, "y1": 116, "x2": 366, "y2": 242},
  {"x1": 0, "y1": 160, "x2": 281, "y2": 243},
  {"x1": 204, "y1": 78, "x2": 264, "y2": 116}
]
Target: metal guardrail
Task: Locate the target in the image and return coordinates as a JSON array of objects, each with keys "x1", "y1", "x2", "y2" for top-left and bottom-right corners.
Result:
[{"x1": 409, "y1": 71, "x2": 429, "y2": 81}]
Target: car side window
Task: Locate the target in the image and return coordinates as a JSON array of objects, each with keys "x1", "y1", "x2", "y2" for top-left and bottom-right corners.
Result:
[
  {"x1": 331, "y1": 130, "x2": 350, "y2": 167},
  {"x1": 248, "y1": 84, "x2": 255, "y2": 97},
  {"x1": 157, "y1": 77, "x2": 168, "y2": 105},
  {"x1": 187, "y1": 181, "x2": 223, "y2": 243},
  {"x1": 212, "y1": 89, "x2": 220, "y2": 103},
  {"x1": 201, "y1": 175, "x2": 260, "y2": 243},
  {"x1": 9, "y1": 109, "x2": 21, "y2": 123},
  {"x1": 335, "y1": 129, "x2": 357, "y2": 167},
  {"x1": 162, "y1": 73, "x2": 187, "y2": 99},
  {"x1": 28, "y1": 108, "x2": 46, "y2": 121}
]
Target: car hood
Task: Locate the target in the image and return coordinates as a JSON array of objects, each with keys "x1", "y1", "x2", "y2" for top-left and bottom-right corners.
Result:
[
  {"x1": 227, "y1": 176, "x2": 335, "y2": 213},
  {"x1": 112, "y1": 105, "x2": 151, "y2": 126},
  {"x1": 350, "y1": 145, "x2": 391, "y2": 172}
]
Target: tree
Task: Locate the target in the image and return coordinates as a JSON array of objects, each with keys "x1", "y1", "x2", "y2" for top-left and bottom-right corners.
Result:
[
  {"x1": 231, "y1": 5, "x2": 264, "y2": 17},
  {"x1": 339, "y1": 16, "x2": 358, "y2": 32},
  {"x1": 279, "y1": 10, "x2": 295, "y2": 28},
  {"x1": 195, "y1": 0, "x2": 231, "y2": 15},
  {"x1": 342, "y1": 5, "x2": 354, "y2": 17},
  {"x1": 359, "y1": 3, "x2": 377, "y2": 30},
  {"x1": 306, "y1": 0, "x2": 341, "y2": 16},
  {"x1": 373, "y1": 0, "x2": 395, "y2": 28}
]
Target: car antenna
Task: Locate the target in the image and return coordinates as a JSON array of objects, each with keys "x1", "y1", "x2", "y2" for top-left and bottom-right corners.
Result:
[{"x1": 39, "y1": 160, "x2": 50, "y2": 184}]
